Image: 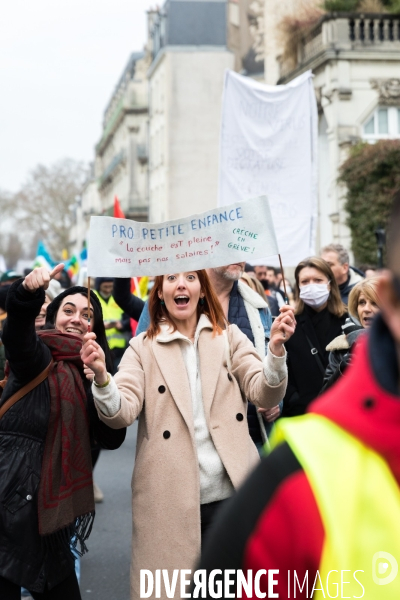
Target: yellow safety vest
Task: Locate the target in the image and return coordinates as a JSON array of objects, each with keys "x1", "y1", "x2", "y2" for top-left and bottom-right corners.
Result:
[
  {"x1": 271, "y1": 414, "x2": 400, "y2": 599},
  {"x1": 94, "y1": 292, "x2": 126, "y2": 350}
]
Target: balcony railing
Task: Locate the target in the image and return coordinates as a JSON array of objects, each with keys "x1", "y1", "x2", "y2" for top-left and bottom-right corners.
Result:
[
  {"x1": 280, "y1": 13, "x2": 400, "y2": 80},
  {"x1": 349, "y1": 15, "x2": 400, "y2": 42},
  {"x1": 98, "y1": 150, "x2": 126, "y2": 189}
]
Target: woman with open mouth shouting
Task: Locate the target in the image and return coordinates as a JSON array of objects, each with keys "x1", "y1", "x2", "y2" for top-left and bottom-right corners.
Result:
[
  {"x1": 0, "y1": 265, "x2": 126, "y2": 600},
  {"x1": 82, "y1": 269, "x2": 295, "y2": 600}
]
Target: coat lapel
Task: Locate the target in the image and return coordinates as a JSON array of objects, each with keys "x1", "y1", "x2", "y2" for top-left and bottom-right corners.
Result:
[
  {"x1": 198, "y1": 328, "x2": 225, "y2": 419},
  {"x1": 151, "y1": 338, "x2": 195, "y2": 435}
]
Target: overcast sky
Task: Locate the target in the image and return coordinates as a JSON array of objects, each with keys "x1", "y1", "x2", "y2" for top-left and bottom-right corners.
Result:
[{"x1": 0, "y1": 0, "x2": 153, "y2": 193}]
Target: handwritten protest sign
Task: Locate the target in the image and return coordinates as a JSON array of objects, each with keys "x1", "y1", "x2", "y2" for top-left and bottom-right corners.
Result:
[{"x1": 87, "y1": 196, "x2": 279, "y2": 277}]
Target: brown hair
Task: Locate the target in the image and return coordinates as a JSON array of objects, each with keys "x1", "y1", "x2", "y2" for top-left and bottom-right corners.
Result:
[
  {"x1": 348, "y1": 277, "x2": 380, "y2": 322},
  {"x1": 240, "y1": 273, "x2": 266, "y2": 301},
  {"x1": 294, "y1": 257, "x2": 347, "y2": 317},
  {"x1": 146, "y1": 270, "x2": 227, "y2": 338}
]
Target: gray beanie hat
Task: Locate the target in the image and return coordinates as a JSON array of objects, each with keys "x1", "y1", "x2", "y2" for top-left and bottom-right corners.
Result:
[{"x1": 45, "y1": 279, "x2": 62, "y2": 302}]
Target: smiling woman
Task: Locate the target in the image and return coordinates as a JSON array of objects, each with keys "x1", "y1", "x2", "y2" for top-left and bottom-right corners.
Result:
[
  {"x1": 83, "y1": 269, "x2": 295, "y2": 600},
  {"x1": 0, "y1": 266, "x2": 125, "y2": 600},
  {"x1": 54, "y1": 297, "x2": 94, "y2": 338}
]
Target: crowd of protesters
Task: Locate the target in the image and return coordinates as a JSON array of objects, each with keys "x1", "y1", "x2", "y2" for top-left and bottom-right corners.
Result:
[{"x1": 0, "y1": 195, "x2": 398, "y2": 600}]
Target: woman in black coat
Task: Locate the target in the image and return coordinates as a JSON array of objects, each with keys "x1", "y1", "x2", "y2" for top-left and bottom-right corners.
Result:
[
  {"x1": 281, "y1": 257, "x2": 347, "y2": 417},
  {"x1": 0, "y1": 265, "x2": 126, "y2": 600}
]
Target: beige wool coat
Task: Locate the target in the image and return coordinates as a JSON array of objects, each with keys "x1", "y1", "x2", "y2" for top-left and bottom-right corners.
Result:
[{"x1": 97, "y1": 322, "x2": 287, "y2": 600}]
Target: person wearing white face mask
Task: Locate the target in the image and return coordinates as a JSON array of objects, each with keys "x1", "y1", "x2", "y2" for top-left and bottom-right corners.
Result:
[{"x1": 281, "y1": 257, "x2": 347, "y2": 417}]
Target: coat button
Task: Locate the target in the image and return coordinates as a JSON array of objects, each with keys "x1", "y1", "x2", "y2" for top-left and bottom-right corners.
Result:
[
  {"x1": 227, "y1": 373, "x2": 232, "y2": 381},
  {"x1": 236, "y1": 413, "x2": 244, "y2": 422},
  {"x1": 26, "y1": 494, "x2": 32, "y2": 501},
  {"x1": 163, "y1": 431, "x2": 171, "y2": 439},
  {"x1": 158, "y1": 385, "x2": 166, "y2": 393},
  {"x1": 363, "y1": 398, "x2": 375, "y2": 409}
]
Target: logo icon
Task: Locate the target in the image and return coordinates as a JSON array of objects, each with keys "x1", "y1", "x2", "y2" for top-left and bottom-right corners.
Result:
[{"x1": 372, "y1": 551, "x2": 398, "y2": 586}]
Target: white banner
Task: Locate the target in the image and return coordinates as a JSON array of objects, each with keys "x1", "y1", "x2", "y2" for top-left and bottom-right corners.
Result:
[
  {"x1": 87, "y1": 196, "x2": 279, "y2": 277},
  {"x1": 219, "y1": 70, "x2": 318, "y2": 266}
]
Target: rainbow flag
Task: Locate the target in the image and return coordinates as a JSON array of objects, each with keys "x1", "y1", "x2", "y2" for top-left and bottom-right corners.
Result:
[{"x1": 65, "y1": 255, "x2": 79, "y2": 281}]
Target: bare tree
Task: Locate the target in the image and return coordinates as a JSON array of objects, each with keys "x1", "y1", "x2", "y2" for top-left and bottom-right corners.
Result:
[
  {"x1": 0, "y1": 233, "x2": 24, "y2": 270},
  {"x1": 0, "y1": 188, "x2": 14, "y2": 218},
  {"x1": 13, "y1": 158, "x2": 89, "y2": 259},
  {"x1": 0, "y1": 189, "x2": 18, "y2": 267}
]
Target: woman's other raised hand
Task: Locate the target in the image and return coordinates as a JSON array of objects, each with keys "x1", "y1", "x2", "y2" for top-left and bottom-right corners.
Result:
[
  {"x1": 269, "y1": 305, "x2": 296, "y2": 356},
  {"x1": 80, "y1": 332, "x2": 108, "y2": 385}
]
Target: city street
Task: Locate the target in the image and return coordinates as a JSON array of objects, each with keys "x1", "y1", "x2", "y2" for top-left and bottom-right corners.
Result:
[{"x1": 80, "y1": 421, "x2": 138, "y2": 600}]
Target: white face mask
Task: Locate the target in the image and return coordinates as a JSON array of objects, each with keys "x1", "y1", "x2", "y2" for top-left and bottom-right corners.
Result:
[{"x1": 299, "y1": 283, "x2": 330, "y2": 309}]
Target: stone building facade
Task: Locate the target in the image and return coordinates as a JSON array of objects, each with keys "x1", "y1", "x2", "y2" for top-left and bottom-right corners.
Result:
[
  {"x1": 146, "y1": 0, "x2": 262, "y2": 222},
  {"x1": 95, "y1": 52, "x2": 150, "y2": 220},
  {"x1": 147, "y1": 0, "x2": 232, "y2": 221},
  {"x1": 279, "y1": 13, "x2": 400, "y2": 253},
  {"x1": 258, "y1": 3, "x2": 400, "y2": 255}
]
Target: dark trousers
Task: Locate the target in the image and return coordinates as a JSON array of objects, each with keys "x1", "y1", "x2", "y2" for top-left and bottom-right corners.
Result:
[
  {"x1": 200, "y1": 499, "x2": 226, "y2": 548},
  {"x1": 0, "y1": 571, "x2": 81, "y2": 600}
]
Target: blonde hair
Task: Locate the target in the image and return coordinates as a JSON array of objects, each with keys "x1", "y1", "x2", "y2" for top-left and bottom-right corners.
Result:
[
  {"x1": 240, "y1": 273, "x2": 266, "y2": 301},
  {"x1": 295, "y1": 257, "x2": 347, "y2": 317},
  {"x1": 348, "y1": 278, "x2": 380, "y2": 322}
]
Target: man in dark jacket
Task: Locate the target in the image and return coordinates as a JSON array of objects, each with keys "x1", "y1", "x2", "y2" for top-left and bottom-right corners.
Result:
[
  {"x1": 206, "y1": 263, "x2": 284, "y2": 449},
  {"x1": 321, "y1": 244, "x2": 364, "y2": 304},
  {"x1": 197, "y1": 191, "x2": 400, "y2": 598}
]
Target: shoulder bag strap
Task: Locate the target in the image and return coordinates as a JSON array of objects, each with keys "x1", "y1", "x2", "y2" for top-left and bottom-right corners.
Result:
[
  {"x1": 302, "y1": 331, "x2": 326, "y2": 377},
  {"x1": 0, "y1": 359, "x2": 54, "y2": 421}
]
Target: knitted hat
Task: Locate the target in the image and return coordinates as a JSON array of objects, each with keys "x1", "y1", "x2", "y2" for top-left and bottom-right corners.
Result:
[
  {"x1": 0, "y1": 270, "x2": 23, "y2": 284},
  {"x1": 341, "y1": 315, "x2": 364, "y2": 347},
  {"x1": 45, "y1": 279, "x2": 62, "y2": 302},
  {"x1": 341, "y1": 316, "x2": 363, "y2": 336}
]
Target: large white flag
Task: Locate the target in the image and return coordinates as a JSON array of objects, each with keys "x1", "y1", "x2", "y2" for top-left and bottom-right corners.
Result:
[
  {"x1": 219, "y1": 70, "x2": 318, "y2": 266},
  {"x1": 88, "y1": 196, "x2": 278, "y2": 277}
]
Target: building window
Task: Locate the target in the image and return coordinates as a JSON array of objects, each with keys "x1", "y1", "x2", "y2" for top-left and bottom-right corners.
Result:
[{"x1": 363, "y1": 107, "x2": 400, "y2": 140}]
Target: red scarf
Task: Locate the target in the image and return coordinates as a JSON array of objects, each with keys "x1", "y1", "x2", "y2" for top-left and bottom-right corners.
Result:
[{"x1": 37, "y1": 330, "x2": 95, "y2": 554}]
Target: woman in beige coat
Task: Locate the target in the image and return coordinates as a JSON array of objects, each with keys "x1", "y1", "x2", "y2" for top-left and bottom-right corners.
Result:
[{"x1": 81, "y1": 269, "x2": 295, "y2": 600}]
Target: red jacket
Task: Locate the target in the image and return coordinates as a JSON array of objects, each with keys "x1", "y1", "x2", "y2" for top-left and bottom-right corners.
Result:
[{"x1": 198, "y1": 315, "x2": 400, "y2": 598}]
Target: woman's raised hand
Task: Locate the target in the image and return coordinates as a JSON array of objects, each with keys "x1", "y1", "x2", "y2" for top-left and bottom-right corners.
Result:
[
  {"x1": 22, "y1": 263, "x2": 65, "y2": 293},
  {"x1": 269, "y1": 305, "x2": 296, "y2": 356},
  {"x1": 81, "y1": 332, "x2": 108, "y2": 385}
]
